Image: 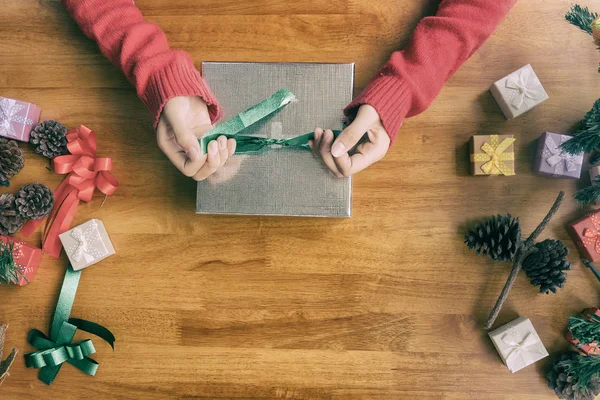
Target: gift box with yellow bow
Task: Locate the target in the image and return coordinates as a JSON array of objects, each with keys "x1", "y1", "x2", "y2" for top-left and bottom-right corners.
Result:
[
  {"x1": 490, "y1": 64, "x2": 549, "y2": 120},
  {"x1": 568, "y1": 211, "x2": 600, "y2": 262},
  {"x1": 470, "y1": 134, "x2": 516, "y2": 176},
  {"x1": 592, "y1": 16, "x2": 600, "y2": 44},
  {"x1": 488, "y1": 316, "x2": 548, "y2": 373}
]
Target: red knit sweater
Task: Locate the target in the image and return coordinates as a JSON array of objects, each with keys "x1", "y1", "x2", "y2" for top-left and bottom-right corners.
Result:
[{"x1": 62, "y1": 0, "x2": 517, "y2": 142}]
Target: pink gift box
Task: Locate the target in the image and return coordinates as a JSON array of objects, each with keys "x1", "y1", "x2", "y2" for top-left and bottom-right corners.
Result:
[
  {"x1": 0, "y1": 236, "x2": 42, "y2": 286},
  {"x1": 566, "y1": 308, "x2": 600, "y2": 355},
  {"x1": 0, "y1": 96, "x2": 41, "y2": 142}
]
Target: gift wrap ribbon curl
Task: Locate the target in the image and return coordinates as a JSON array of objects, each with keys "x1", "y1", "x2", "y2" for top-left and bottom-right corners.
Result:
[
  {"x1": 583, "y1": 213, "x2": 600, "y2": 255},
  {"x1": 24, "y1": 266, "x2": 115, "y2": 385},
  {"x1": 200, "y1": 89, "x2": 341, "y2": 155},
  {"x1": 21, "y1": 125, "x2": 118, "y2": 258},
  {"x1": 505, "y1": 67, "x2": 545, "y2": 110},
  {"x1": 501, "y1": 331, "x2": 544, "y2": 370},
  {"x1": 544, "y1": 135, "x2": 582, "y2": 175},
  {"x1": 471, "y1": 135, "x2": 516, "y2": 176}
]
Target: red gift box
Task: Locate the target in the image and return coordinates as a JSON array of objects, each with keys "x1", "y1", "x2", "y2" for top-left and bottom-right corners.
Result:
[
  {"x1": 566, "y1": 308, "x2": 600, "y2": 355},
  {"x1": 0, "y1": 96, "x2": 41, "y2": 142},
  {"x1": 0, "y1": 236, "x2": 42, "y2": 286},
  {"x1": 568, "y1": 211, "x2": 600, "y2": 262}
]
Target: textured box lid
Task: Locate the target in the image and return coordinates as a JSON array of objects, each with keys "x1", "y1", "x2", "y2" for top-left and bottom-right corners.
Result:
[{"x1": 197, "y1": 62, "x2": 354, "y2": 217}]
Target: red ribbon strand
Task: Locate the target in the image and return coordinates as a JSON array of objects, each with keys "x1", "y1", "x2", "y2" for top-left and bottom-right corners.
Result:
[{"x1": 21, "y1": 125, "x2": 118, "y2": 258}]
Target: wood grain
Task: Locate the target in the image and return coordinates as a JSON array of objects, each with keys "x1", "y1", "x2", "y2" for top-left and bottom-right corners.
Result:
[{"x1": 1, "y1": 0, "x2": 599, "y2": 399}]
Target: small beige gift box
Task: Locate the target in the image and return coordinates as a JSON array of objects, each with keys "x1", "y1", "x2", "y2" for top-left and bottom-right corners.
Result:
[
  {"x1": 490, "y1": 64, "x2": 549, "y2": 119},
  {"x1": 59, "y1": 219, "x2": 115, "y2": 270}
]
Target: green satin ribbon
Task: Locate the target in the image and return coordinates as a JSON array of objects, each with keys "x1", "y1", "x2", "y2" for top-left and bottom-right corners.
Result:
[
  {"x1": 200, "y1": 89, "x2": 341, "y2": 155},
  {"x1": 24, "y1": 265, "x2": 115, "y2": 385}
]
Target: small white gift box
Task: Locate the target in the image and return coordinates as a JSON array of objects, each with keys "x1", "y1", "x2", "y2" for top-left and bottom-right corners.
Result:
[
  {"x1": 488, "y1": 316, "x2": 548, "y2": 373},
  {"x1": 490, "y1": 64, "x2": 549, "y2": 119},
  {"x1": 59, "y1": 219, "x2": 115, "y2": 270}
]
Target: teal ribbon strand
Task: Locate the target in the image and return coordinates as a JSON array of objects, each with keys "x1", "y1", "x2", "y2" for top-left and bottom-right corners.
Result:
[
  {"x1": 24, "y1": 265, "x2": 115, "y2": 385},
  {"x1": 200, "y1": 88, "x2": 342, "y2": 155}
]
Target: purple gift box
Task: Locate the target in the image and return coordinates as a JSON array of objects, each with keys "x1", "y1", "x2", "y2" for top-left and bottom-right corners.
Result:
[
  {"x1": 0, "y1": 96, "x2": 41, "y2": 142},
  {"x1": 534, "y1": 132, "x2": 583, "y2": 179}
]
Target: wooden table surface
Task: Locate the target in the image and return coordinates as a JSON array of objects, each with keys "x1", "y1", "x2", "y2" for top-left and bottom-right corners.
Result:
[{"x1": 1, "y1": 0, "x2": 599, "y2": 399}]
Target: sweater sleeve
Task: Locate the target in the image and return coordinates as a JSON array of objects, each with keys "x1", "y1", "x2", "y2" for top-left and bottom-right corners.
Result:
[
  {"x1": 61, "y1": 0, "x2": 222, "y2": 128},
  {"x1": 345, "y1": 0, "x2": 518, "y2": 142}
]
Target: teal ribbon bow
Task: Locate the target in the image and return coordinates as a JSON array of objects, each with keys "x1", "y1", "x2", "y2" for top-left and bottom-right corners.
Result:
[
  {"x1": 200, "y1": 89, "x2": 341, "y2": 155},
  {"x1": 24, "y1": 265, "x2": 115, "y2": 385}
]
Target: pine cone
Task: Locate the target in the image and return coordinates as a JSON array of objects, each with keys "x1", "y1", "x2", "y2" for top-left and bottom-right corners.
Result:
[
  {"x1": 29, "y1": 120, "x2": 68, "y2": 159},
  {"x1": 523, "y1": 239, "x2": 570, "y2": 294},
  {"x1": 0, "y1": 138, "x2": 24, "y2": 187},
  {"x1": 0, "y1": 194, "x2": 23, "y2": 235},
  {"x1": 464, "y1": 214, "x2": 521, "y2": 262},
  {"x1": 547, "y1": 352, "x2": 600, "y2": 400},
  {"x1": 15, "y1": 183, "x2": 54, "y2": 220}
]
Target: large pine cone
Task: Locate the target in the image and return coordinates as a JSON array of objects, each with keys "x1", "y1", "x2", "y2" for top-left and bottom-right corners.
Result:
[
  {"x1": 0, "y1": 194, "x2": 23, "y2": 235},
  {"x1": 29, "y1": 120, "x2": 68, "y2": 159},
  {"x1": 464, "y1": 214, "x2": 521, "y2": 262},
  {"x1": 0, "y1": 138, "x2": 24, "y2": 186},
  {"x1": 15, "y1": 183, "x2": 54, "y2": 220},
  {"x1": 523, "y1": 239, "x2": 570, "y2": 294},
  {"x1": 547, "y1": 352, "x2": 600, "y2": 400}
]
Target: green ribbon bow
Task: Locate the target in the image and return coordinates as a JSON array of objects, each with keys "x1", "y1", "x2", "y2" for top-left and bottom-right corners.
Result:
[
  {"x1": 24, "y1": 265, "x2": 115, "y2": 385},
  {"x1": 200, "y1": 89, "x2": 341, "y2": 155}
]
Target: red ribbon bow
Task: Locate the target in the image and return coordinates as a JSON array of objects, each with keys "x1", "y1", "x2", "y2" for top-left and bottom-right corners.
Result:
[
  {"x1": 21, "y1": 125, "x2": 118, "y2": 258},
  {"x1": 583, "y1": 213, "x2": 600, "y2": 255}
]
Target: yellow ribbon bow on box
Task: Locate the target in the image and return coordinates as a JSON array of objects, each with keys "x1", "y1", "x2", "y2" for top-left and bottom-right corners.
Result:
[{"x1": 471, "y1": 135, "x2": 516, "y2": 176}]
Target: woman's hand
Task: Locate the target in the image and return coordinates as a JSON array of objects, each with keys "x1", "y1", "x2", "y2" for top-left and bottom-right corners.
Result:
[
  {"x1": 156, "y1": 96, "x2": 236, "y2": 181},
  {"x1": 309, "y1": 104, "x2": 390, "y2": 177}
]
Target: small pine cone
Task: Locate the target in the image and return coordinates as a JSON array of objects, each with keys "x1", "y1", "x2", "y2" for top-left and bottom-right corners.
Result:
[
  {"x1": 29, "y1": 120, "x2": 68, "y2": 159},
  {"x1": 464, "y1": 214, "x2": 521, "y2": 262},
  {"x1": 0, "y1": 138, "x2": 24, "y2": 186},
  {"x1": 15, "y1": 183, "x2": 54, "y2": 220},
  {"x1": 547, "y1": 352, "x2": 600, "y2": 400},
  {"x1": 523, "y1": 239, "x2": 570, "y2": 294},
  {"x1": 0, "y1": 193, "x2": 24, "y2": 235}
]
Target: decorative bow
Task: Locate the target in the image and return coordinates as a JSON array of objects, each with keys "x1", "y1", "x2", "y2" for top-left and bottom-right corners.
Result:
[
  {"x1": 0, "y1": 98, "x2": 25, "y2": 138},
  {"x1": 24, "y1": 266, "x2": 115, "y2": 385},
  {"x1": 471, "y1": 135, "x2": 516, "y2": 176},
  {"x1": 583, "y1": 213, "x2": 600, "y2": 255},
  {"x1": 505, "y1": 67, "x2": 544, "y2": 110},
  {"x1": 544, "y1": 135, "x2": 582, "y2": 175},
  {"x1": 70, "y1": 221, "x2": 105, "y2": 263},
  {"x1": 501, "y1": 331, "x2": 543, "y2": 369},
  {"x1": 21, "y1": 126, "x2": 118, "y2": 258}
]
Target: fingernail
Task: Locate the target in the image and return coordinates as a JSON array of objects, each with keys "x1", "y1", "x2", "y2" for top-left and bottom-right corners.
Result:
[
  {"x1": 209, "y1": 142, "x2": 218, "y2": 155},
  {"x1": 218, "y1": 137, "x2": 227, "y2": 150},
  {"x1": 186, "y1": 147, "x2": 200, "y2": 161},
  {"x1": 331, "y1": 141, "x2": 346, "y2": 157}
]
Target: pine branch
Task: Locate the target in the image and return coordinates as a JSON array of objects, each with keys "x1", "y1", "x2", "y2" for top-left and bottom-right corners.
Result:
[
  {"x1": 561, "y1": 98, "x2": 600, "y2": 154},
  {"x1": 559, "y1": 354, "x2": 600, "y2": 390},
  {"x1": 566, "y1": 5, "x2": 598, "y2": 35},
  {"x1": 569, "y1": 313, "x2": 600, "y2": 345},
  {"x1": 0, "y1": 243, "x2": 25, "y2": 285},
  {"x1": 575, "y1": 175, "x2": 600, "y2": 205}
]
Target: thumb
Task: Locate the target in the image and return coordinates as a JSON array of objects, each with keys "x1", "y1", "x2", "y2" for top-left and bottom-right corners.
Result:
[
  {"x1": 170, "y1": 119, "x2": 206, "y2": 162},
  {"x1": 331, "y1": 113, "x2": 372, "y2": 158}
]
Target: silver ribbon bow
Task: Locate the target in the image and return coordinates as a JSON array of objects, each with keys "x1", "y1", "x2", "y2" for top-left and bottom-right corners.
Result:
[
  {"x1": 505, "y1": 68, "x2": 544, "y2": 110},
  {"x1": 70, "y1": 220, "x2": 104, "y2": 263},
  {"x1": 502, "y1": 331, "x2": 542, "y2": 369},
  {"x1": 544, "y1": 135, "x2": 582, "y2": 175}
]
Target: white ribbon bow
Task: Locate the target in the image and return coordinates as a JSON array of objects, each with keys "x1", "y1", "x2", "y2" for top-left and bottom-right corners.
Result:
[
  {"x1": 544, "y1": 135, "x2": 582, "y2": 175},
  {"x1": 505, "y1": 68, "x2": 544, "y2": 110},
  {"x1": 70, "y1": 221, "x2": 104, "y2": 263},
  {"x1": 0, "y1": 98, "x2": 24, "y2": 138},
  {"x1": 502, "y1": 331, "x2": 542, "y2": 369}
]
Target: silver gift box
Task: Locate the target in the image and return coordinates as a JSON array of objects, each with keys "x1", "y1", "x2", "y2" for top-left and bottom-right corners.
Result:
[{"x1": 197, "y1": 62, "x2": 354, "y2": 217}]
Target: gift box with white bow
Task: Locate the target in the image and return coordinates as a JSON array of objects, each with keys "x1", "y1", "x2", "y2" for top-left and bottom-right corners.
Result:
[
  {"x1": 488, "y1": 316, "x2": 548, "y2": 373},
  {"x1": 58, "y1": 219, "x2": 115, "y2": 270},
  {"x1": 0, "y1": 96, "x2": 41, "y2": 142},
  {"x1": 534, "y1": 132, "x2": 583, "y2": 179},
  {"x1": 490, "y1": 64, "x2": 549, "y2": 120}
]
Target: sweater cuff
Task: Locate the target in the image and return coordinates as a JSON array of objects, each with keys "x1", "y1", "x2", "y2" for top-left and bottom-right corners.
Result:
[
  {"x1": 141, "y1": 53, "x2": 223, "y2": 128},
  {"x1": 344, "y1": 74, "x2": 411, "y2": 143}
]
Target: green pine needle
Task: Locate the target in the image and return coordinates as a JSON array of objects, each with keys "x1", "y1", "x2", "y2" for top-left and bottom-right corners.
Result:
[
  {"x1": 575, "y1": 175, "x2": 600, "y2": 205},
  {"x1": 569, "y1": 312, "x2": 600, "y2": 346},
  {"x1": 561, "y1": 98, "x2": 600, "y2": 154},
  {"x1": 0, "y1": 242, "x2": 26, "y2": 285},
  {"x1": 559, "y1": 354, "x2": 600, "y2": 390},
  {"x1": 566, "y1": 5, "x2": 598, "y2": 35}
]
